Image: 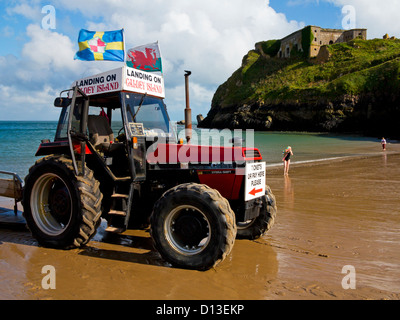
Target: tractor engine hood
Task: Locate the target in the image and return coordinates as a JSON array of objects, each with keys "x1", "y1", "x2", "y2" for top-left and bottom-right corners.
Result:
[{"x1": 146, "y1": 143, "x2": 262, "y2": 165}]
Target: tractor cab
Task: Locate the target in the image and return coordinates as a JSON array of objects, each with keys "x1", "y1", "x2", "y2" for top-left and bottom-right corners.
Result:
[{"x1": 46, "y1": 67, "x2": 173, "y2": 184}]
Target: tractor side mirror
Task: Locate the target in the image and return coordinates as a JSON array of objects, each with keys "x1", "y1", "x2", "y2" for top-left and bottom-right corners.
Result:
[{"x1": 54, "y1": 97, "x2": 72, "y2": 107}]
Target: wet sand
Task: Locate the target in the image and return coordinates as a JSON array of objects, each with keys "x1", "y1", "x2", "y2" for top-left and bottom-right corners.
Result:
[{"x1": 1, "y1": 150, "x2": 400, "y2": 300}]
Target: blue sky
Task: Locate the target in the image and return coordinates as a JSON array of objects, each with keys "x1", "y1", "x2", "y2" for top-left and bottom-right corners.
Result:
[
  {"x1": 0, "y1": 1, "x2": 344, "y2": 59},
  {"x1": 270, "y1": 0, "x2": 343, "y2": 28},
  {"x1": 0, "y1": 0, "x2": 399, "y2": 121}
]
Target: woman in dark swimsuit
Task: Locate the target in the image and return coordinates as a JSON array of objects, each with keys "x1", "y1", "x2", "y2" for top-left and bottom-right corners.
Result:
[{"x1": 282, "y1": 146, "x2": 293, "y2": 175}]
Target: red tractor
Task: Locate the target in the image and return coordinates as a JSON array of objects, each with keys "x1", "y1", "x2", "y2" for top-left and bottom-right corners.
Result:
[{"x1": 21, "y1": 67, "x2": 277, "y2": 270}]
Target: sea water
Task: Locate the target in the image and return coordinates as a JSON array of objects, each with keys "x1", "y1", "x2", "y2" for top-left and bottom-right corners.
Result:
[
  {"x1": 0, "y1": 121, "x2": 58, "y2": 179},
  {"x1": 0, "y1": 121, "x2": 384, "y2": 180}
]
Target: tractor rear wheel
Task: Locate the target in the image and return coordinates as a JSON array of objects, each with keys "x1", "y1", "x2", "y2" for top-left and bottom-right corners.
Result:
[
  {"x1": 236, "y1": 185, "x2": 277, "y2": 240},
  {"x1": 150, "y1": 183, "x2": 236, "y2": 270},
  {"x1": 22, "y1": 155, "x2": 103, "y2": 249}
]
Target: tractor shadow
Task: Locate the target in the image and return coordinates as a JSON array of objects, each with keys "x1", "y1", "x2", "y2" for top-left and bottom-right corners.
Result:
[
  {"x1": 0, "y1": 208, "x2": 34, "y2": 246},
  {"x1": 0, "y1": 211, "x2": 170, "y2": 269},
  {"x1": 78, "y1": 219, "x2": 171, "y2": 268}
]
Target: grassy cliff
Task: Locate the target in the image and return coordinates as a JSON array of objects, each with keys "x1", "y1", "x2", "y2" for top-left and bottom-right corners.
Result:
[{"x1": 201, "y1": 38, "x2": 400, "y2": 137}]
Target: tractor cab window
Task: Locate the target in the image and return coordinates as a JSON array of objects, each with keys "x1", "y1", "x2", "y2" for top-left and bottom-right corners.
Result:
[
  {"x1": 87, "y1": 106, "x2": 123, "y2": 132},
  {"x1": 55, "y1": 98, "x2": 83, "y2": 141},
  {"x1": 55, "y1": 105, "x2": 71, "y2": 141},
  {"x1": 124, "y1": 93, "x2": 172, "y2": 138}
]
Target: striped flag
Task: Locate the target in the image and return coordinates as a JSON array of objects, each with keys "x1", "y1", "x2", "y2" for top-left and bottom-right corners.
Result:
[{"x1": 74, "y1": 29, "x2": 124, "y2": 62}]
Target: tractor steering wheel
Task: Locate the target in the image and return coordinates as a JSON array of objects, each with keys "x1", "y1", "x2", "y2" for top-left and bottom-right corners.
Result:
[{"x1": 115, "y1": 127, "x2": 126, "y2": 142}]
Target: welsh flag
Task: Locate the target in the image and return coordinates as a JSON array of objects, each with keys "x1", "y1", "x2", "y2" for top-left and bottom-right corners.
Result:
[{"x1": 126, "y1": 42, "x2": 163, "y2": 73}]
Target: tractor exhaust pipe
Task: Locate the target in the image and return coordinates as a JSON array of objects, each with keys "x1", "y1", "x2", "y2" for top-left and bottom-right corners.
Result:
[{"x1": 184, "y1": 70, "x2": 192, "y2": 144}]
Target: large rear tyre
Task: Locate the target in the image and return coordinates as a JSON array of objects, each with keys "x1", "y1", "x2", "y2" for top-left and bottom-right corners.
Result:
[
  {"x1": 150, "y1": 183, "x2": 237, "y2": 270},
  {"x1": 22, "y1": 155, "x2": 103, "y2": 249},
  {"x1": 236, "y1": 185, "x2": 277, "y2": 240}
]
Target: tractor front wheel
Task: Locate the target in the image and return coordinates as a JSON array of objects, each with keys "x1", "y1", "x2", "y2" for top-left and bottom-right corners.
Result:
[
  {"x1": 150, "y1": 183, "x2": 236, "y2": 270},
  {"x1": 236, "y1": 185, "x2": 277, "y2": 240}
]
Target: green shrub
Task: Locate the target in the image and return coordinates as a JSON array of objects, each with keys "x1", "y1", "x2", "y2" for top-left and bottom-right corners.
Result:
[
  {"x1": 213, "y1": 38, "x2": 400, "y2": 107},
  {"x1": 260, "y1": 40, "x2": 282, "y2": 57},
  {"x1": 301, "y1": 26, "x2": 314, "y2": 58}
]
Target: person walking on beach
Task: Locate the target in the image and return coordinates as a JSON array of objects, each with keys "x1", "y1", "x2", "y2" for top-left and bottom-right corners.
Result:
[
  {"x1": 282, "y1": 146, "x2": 293, "y2": 175},
  {"x1": 381, "y1": 137, "x2": 387, "y2": 151}
]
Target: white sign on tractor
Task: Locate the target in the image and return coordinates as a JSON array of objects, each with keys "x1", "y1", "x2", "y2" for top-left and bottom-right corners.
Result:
[
  {"x1": 244, "y1": 162, "x2": 266, "y2": 201},
  {"x1": 71, "y1": 66, "x2": 165, "y2": 98}
]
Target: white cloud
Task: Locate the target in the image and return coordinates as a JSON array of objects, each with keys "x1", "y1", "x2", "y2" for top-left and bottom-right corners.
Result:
[
  {"x1": 22, "y1": 24, "x2": 78, "y2": 72},
  {"x1": 1, "y1": 0, "x2": 305, "y2": 120},
  {"x1": 54, "y1": 0, "x2": 304, "y2": 118},
  {"x1": 6, "y1": 3, "x2": 42, "y2": 21},
  {"x1": 0, "y1": 22, "x2": 124, "y2": 120},
  {"x1": 0, "y1": 83, "x2": 60, "y2": 120},
  {"x1": 0, "y1": 24, "x2": 82, "y2": 120},
  {"x1": 4, "y1": 24, "x2": 80, "y2": 84},
  {"x1": 326, "y1": 0, "x2": 400, "y2": 38},
  {"x1": 165, "y1": 81, "x2": 215, "y2": 116}
]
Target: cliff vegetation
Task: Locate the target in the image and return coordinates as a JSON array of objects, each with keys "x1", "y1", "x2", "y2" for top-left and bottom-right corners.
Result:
[{"x1": 200, "y1": 38, "x2": 400, "y2": 138}]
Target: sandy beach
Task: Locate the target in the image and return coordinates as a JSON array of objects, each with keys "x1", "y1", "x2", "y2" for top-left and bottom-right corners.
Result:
[{"x1": 1, "y1": 148, "x2": 399, "y2": 300}]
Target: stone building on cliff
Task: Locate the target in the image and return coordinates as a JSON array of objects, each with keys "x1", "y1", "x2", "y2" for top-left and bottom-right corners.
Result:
[{"x1": 278, "y1": 26, "x2": 367, "y2": 58}]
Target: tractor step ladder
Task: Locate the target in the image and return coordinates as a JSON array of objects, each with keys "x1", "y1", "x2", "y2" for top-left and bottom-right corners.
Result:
[
  {"x1": 105, "y1": 184, "x2": 134, "y2": 233},
  {"x1": 108, "y1": 193, "x2": 129, "y2": 216}
]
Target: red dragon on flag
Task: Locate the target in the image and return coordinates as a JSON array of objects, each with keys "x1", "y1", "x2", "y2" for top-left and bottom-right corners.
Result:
[{"x1": 126, "y1": 42, "x2": 163, "y2": 73}]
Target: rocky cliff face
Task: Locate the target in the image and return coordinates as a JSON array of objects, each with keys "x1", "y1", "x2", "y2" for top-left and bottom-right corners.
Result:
[{"x1": 199, "y1": 38, "x2": 400, "y2": 138}]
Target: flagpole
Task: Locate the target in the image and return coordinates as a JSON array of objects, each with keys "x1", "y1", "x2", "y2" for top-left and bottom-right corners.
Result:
[
  {"x1": 156, "y1": 40, "x2": 163, "y2": 76},
  {"x1": 122, "y1": 28, "x2": 126, "y2": 64}
]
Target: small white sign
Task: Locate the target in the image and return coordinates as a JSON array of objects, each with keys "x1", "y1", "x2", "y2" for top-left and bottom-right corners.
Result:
[
  {"x1": 124, "y1": 67, "x2": 165, "y2": 98},
  {"x1": 244, "y1": 162, "x2": 266, "y2": 201},
  {"x1": 72, "y1": 67, "x2": 123, "y2": 96}
]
